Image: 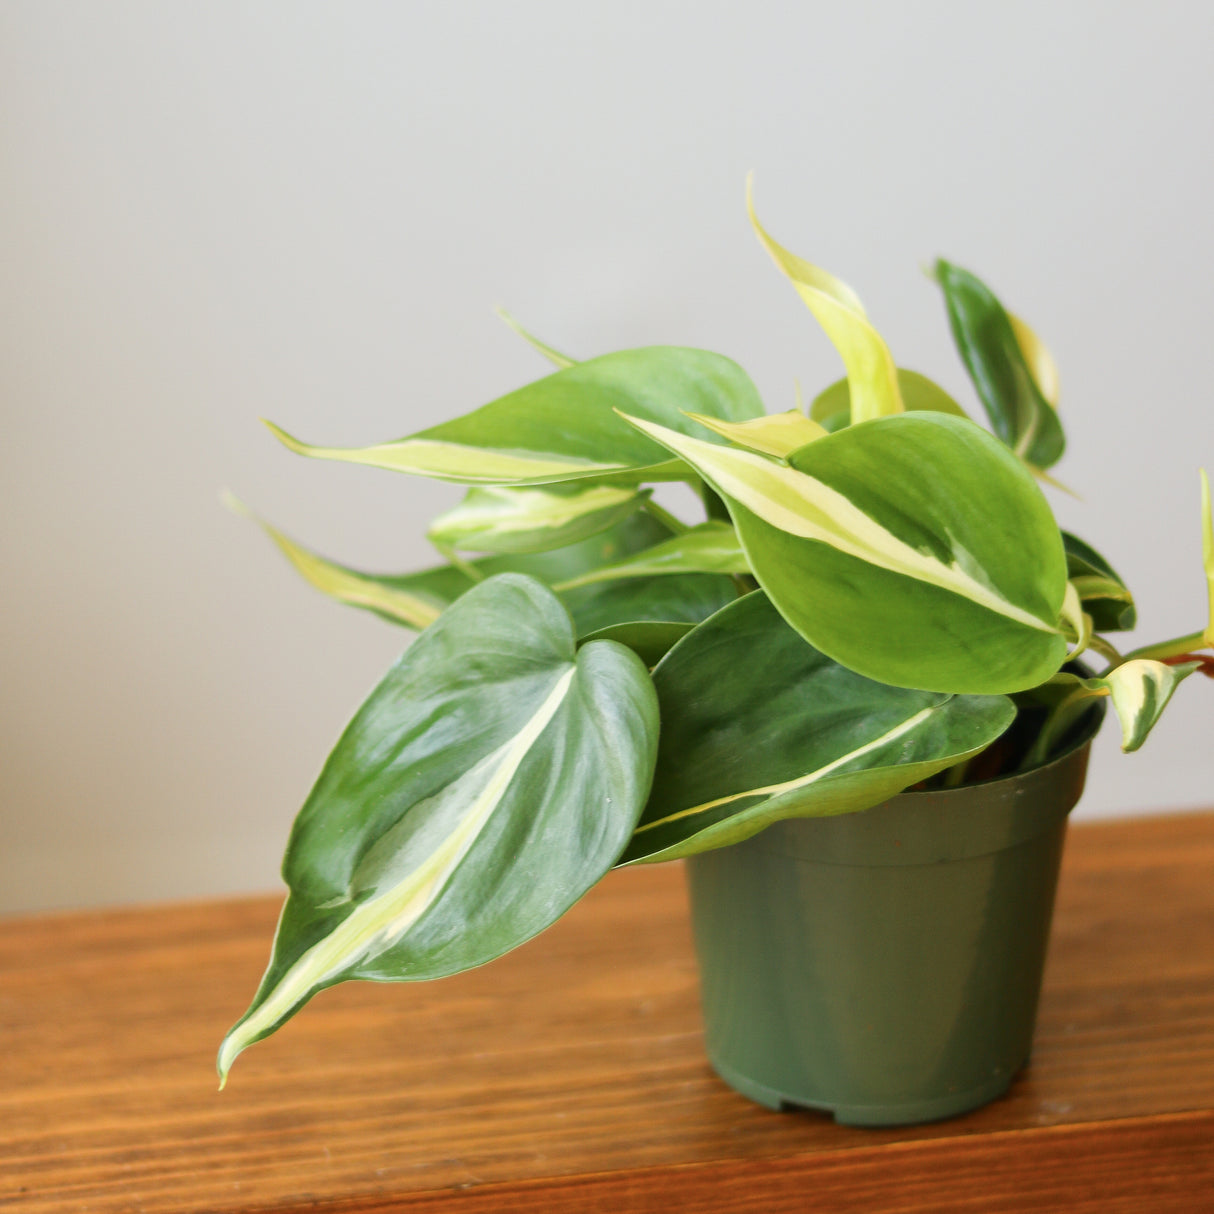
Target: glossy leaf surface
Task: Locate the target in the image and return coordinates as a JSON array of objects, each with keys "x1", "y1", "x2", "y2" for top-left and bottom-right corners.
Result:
[
  {"x1": 810, "y1": 368, "x2": 968, "y2": 431},
  {"x1": 934, "y1": 260, "x2": 1066, "y2": 470},
  {"x1": 620, "y1": 593, "x2": 1015, "y2": 863},
  {"x1": 1062, "y1": 531, "x2": 1137, "y2": 631},
  {"x1": 428, "y1": 483, "x2": 647, "y2": 555},
  {"x1": 265, "y1": 347, "x2": 764, "y2": 486},
  {"x1": 218, "y1": 575, "x2": 659, "y2": 1082},
  {"x1": 748, "y1": 186, "x2": 902, "y2": 423},
  {"x1": 553, "y1": 522, "x2": 749, "y2": 589},
  {"x1": 1040, "y1": 659, "x2": 1200, "y2": 753},
  {"x1": 622, "y1": 410, "x2": 1069, "y2": 694},
  {"x1": 242, "y1": 508, "x2": 736, "y2": 642}
]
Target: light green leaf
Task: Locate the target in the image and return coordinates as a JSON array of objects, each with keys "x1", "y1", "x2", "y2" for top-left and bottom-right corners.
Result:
[
  {"x1": 748, "y1": 181, "x2": 903, "y2": 423},
  {"x1": 553, "y1": 522, "x2": 749, "y2": 590},
  {"x1": 264, "y1": 346, "x2": 764, "y2": 486},
  {"x1": 237, "y1": 504, "x2": 735, "y2": 643},
  {"x1": 227, "y1": 495, "x2": 443, "y2": 630},
  {"x1": 810, "y1": 368, "x2": 968, "y2": 430},
  {"x1": 495, "y1": 307, "x2": 576, "y2": 369},
  {"x1": 428, "y1": 483, "x2": 647, "y2": 555},
  {"x1": 217, "y1": 574, "x2": 659, "y2": 1083},
  {"x1": 619, "y1": 592, "x2": 1015, "y2": 864},
  {"x1": 1062, "y1": 531, "x2": 1137, "y2": 631},
  {"x1": 685, "y1": 409, "x2": 827, "y2": 458},
  {"x1": 934, "y1": 260, "x2": 1066, "y2": 470},
  {"x1": 619, "y1": 410, "x2": 1069, "y2": 694}
]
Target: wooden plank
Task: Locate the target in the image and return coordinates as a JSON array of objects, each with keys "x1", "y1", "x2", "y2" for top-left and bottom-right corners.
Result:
[{"x1": 2, "y1": 811, "x2": 1213, "y2": 1212}]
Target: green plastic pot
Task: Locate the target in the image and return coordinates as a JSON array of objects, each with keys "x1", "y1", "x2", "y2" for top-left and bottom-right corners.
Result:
[{"x1": 685, "y1": 711, "x2": 1104, "y2": 1127}]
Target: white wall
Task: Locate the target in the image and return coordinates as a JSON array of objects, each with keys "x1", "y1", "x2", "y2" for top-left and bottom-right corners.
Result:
[{"x1": 2, "y1": 1, "x2": 1211, "y2": 914}]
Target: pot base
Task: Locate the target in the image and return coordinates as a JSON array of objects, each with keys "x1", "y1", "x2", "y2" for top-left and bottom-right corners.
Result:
[{"x1": 709, "y1": 1052, "x2": 1024, "y2": 1127}]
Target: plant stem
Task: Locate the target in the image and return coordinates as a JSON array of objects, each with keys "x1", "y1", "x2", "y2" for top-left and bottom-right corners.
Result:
[
  {"x1": 1121, "y1": 630, "x2": 1209, "y2": 663},
  {"x1": 641, "y1": 499, "x2": 690, "y2": 536},
  {"x1": 433, "y1": 542, "x2": 485, "y2": 583},
  {"x1": 1086, "y1": 634, "x2": 1124, "y2": 668}
]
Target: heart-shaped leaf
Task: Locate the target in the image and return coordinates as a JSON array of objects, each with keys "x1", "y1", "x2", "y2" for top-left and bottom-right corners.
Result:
[
  {"x1": 265, "y1": 347, "x2": 764, "y2": 486},
  {"x1": 934, "y1": 260, "x2": 1066, "y2": 470},
  {"x1": 217, "y1": 574, "x2": 659, "y2": 1083},
  {"x1": 620, "y1": 410, "x2": 1069, "y2": 694},
  {"x1": 620, "y1": 592, "x2": 1015, "y2": 863}
]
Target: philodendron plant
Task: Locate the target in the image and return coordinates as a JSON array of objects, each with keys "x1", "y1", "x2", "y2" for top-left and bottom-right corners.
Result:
[{"x1": 217, "y1": 186, "x2": 1214, "y2": 1085}]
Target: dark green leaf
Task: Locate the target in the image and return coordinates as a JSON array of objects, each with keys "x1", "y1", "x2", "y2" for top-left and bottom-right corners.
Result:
[{"x1": 620, "y1": 592, "x2": 1015, "y2": 863}]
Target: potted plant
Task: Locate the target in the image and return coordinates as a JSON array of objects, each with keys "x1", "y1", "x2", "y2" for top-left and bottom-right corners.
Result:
[{"x1": 218, "y1": 185, "x2": 1213, "y2": 1126}]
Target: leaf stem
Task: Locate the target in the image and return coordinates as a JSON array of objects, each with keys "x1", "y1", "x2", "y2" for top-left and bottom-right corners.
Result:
[
  {"x1": 641, "y1": 499, "x2": 690, "y2": 536},
  {"x1": 1121, "y1": 630, "x2": 1209, "y2": 663},
  {"x1": 1086, "y1": 634, "x2": 1124, "y2": 668}
]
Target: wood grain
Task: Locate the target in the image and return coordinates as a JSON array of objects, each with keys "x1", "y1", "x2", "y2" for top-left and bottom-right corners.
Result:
[{"x1": 2, "y1": 811, "x2": 1213, "y2": 1212}]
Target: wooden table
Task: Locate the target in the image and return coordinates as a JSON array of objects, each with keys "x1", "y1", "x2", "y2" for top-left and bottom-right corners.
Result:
[{"x1": 3, "y1": 812, "x2": 1213, "y2": 1213}]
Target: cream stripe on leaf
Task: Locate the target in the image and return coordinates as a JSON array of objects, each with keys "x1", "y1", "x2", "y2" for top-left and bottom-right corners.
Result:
[
  {"x1": 619, "y1": 593, "x2": 1015, "y2": 864},
  {"x1": 264, "y1": 346, "x2": 764, "y2": 487},
  {"x1": 552, "y1": 522, "x2": 749, "y2": 590},
  {"x1": 934, "y1": 260, "x2": 1066, "y2": 471},
  {"x1": 1032, "y1": 659, "x2": 1200, "y2": 757},
  {"x1": 684, "y1": 409, "x2": 827, "y2": 458},
  {"x1": 233, "y1": 505, "x2": 735, "y2": 651},
  {"x1": 748, "y1": 181, "x2": 903, "y2": 423},
  {"x1": 428, "y1": 483, "x2": 647, "y2": 555},
  {"x1": 217, "y1": 574, "x2": 659, "y2": 1084},
  {"x1": 619, "y1": 409, "x2": 1069, "y2": 694}
]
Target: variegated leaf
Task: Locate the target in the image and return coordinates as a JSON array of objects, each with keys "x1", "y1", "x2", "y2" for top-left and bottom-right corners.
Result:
[
  {"x1": 552, "y1": 522, "x2": 749, "y2": 590},
  {"x1": 1008, "y1": 312, "x2": 1060, "y2": 406},
  {"x1": 1034, "y1": 660, "x2": 1200, "y2": 755},
  {"x1": 934, "y1": 260, "x2": 1066, "y2": 470},
  {"x1": 495, "y1": 307, "x2": 576, "y2": 369},
  {"x1": 264, "y1": 346, "x2": 764, "y2": 486},
  {"x1": 217, "y1": 574, "x2": 659, "y2": 1083},
  {"x1": 1102, "y1": 659, "x2": 1200, "y2": 750},
  {"x1": 619, "y1": 592, "x2": 1015, "y2": 864},
  {"x1": 747, "y1": 182, "x2": 903, "y2": 423},
  {"x1": 1062, "y1": 531, "x2": 1137, "y2": 631},
  {"x1": 428, "y1": 483, "x2": 647, "y2": 555},
  {"x1": 619, "y1": 410, "x2": 1069, "y2": 694},
  {"x1": 684, "y1": 409, "x2": 827, "y2": 458},
  {"x1": 810, "y1": 368, "x2": 968, "y2": 431},
  {"x1": 237, "y1": 505, "x2": 736, "y2": 646}
]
